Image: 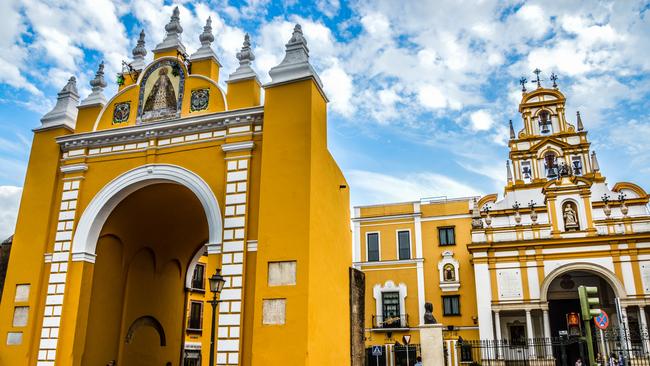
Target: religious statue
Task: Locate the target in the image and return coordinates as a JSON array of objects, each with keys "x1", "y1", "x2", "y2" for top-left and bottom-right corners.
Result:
[
  {"x1": 143, "y1": 67, "x2": 177, "y2": 115},
  {"x1": 443, "y1": 264, "x2": 455, "y2": 282},
  {"x1": 563, "y1": 203, "x2": 579, "y2": 231},
  {"x1": 424, "y1": 302, "x2": 437, "y2": 324}
]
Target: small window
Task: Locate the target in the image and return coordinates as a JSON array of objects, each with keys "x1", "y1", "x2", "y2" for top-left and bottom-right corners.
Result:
[
  {"x1": 367, "y1": 233, "x2": 380, "y2": 262},
  {"x1": 188, "y1": 301, "x2": 202, "y2": 331},
  {"x1": 397, "y1": 231, "x2": 411, "y2": 260},
  {"x1": 191, "y1": 263, "x2": 205, "y2": 290},
  {"x1": 442, "y1": 295, "x2": 460, "y2": 316},
  {"x1": 438, "y1": 227, "x2": 455, "y2": 246}
]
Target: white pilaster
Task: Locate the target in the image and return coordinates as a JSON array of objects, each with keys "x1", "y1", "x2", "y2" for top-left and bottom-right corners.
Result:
[
  {"x1": 543, "y1": 308, "x2": 552, "y2": 356},
  {"x1": 414, "y1": 203, "x2": 425, "y2": 326},
  {"x1": 494, "y1": 311, "x2": 502, "y2": 359},
  {"x1": 474, "y1": 262, "x2": 493, "y2": 340}
]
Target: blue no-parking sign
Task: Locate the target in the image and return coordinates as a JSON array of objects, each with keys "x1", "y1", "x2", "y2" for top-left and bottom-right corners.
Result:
[{"x1": 594, "y1": 310, "x2": 610, "y2": 330}]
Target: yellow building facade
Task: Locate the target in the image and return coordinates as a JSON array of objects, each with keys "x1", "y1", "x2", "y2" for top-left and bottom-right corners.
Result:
[
  {"x1": 352, "y1": 197, "x2": 479, "y2": 365},
  {"x1": 0, "y1": 8, "x2": 351, "y2": 366}
]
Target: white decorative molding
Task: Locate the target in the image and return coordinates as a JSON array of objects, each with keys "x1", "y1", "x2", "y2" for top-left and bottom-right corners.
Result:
[
  {"x1": 246, "y1": 240, "x2": 258, "y2": 252},
  {"x1": 71, "y1": 164, "x2": 222, "y2": 259},
  {"x1": 56, "y1": 107, "x2": 263, "y2": 151},
  {"x1": 438, "y1": 251, "x2": 460, "y2": 292},
  {"x1": 353, "y1": 258, "x2": 424, "y2": 267},
  {"x1": 222, "y1": 141, "x2": 255, "y2": 152},
  {"x1": 60, "y1": 164, "x2": 88, "y2": 174},
  {"x1": 373, "y1": 280, "x2": 408, "y2": 328},
  {"x1": 70, "y1": 252, "x2": 96, "y2": 263}
]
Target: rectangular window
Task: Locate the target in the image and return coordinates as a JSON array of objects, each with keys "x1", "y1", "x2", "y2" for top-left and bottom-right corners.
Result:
[
  {"x1": 367, "y1": 233, "x2": 379, "y2": 261},
  {"x1": 442, "y1": 295, "x2": 460, "y2": 316},
  {"x1": 438, "y1": 227, "x2": 456, "y2": 246},
  {"x1": 191, "y1": 264, "x2": 205, "y2": 290},
  {"x1": 397, "y1": 231, "x2": 410, "y2": 260},
  {"x1": 381, "y1": 292, "x2": 401, "y2": 327},
  {"x1": 188, "y1": 301, "x2": 202, "y2": 331}
]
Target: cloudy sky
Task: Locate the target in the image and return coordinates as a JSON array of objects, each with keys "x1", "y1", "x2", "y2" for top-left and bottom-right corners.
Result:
[{"x1": 1, "y1": 0, "x2": 649, "y2": 239}]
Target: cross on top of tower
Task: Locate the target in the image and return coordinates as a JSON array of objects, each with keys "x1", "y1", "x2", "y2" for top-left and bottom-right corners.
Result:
[
  {"x1": 533, "y1": 68, "x2": 542, "y2": 88},
  {"x1": 519, "y1": 77, "x2": 527, "y2": 93},
  {"x1": 550, "y1": 73, "x2": 558, "y2": 89}
]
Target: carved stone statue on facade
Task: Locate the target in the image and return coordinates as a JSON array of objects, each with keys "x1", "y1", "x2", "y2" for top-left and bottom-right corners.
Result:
[
  {"x1": 424, "y1": 302, "x2": 437, "y2": 324},
  {"x1": 563, "y1": 203, "x2": 580, "y2": 231}
]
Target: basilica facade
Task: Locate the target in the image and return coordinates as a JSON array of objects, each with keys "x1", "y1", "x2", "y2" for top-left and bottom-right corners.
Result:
[
  {"x1": 0, "y1": 8, "x2": 352, "y2": 366},
  {"x1": 353, "y1": 79, "x2": 650, "y2": 365}
]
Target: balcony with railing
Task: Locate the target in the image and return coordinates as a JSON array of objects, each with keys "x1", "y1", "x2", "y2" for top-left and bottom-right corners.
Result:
[{"x1": 371, "y1": 314, "x2": 409, "y2": 330}]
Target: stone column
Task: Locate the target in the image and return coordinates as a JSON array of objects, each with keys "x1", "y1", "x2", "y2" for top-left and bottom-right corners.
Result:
[
  {"x1": 420, "y1": 324, "x2": 445, "y2": 366},
  {"x1": 621, "y1": 306, "x2": 633, "y2": 351},
  {"x1": 525, "y1": 310, "x2": 537, "y2": 358},
  {"x1": 639, "y1": 306, "x2": 650, "y2": 353},
  {"x1": 494, "y1": 311, "x2": 503, "y2": 359},
  {"x1": 543, "y1": 308, "x2": 553, "y2": 357}
]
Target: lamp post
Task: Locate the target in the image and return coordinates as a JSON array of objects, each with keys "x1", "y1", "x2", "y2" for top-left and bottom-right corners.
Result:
[{"x1": 208, "y1": 268, "x2": 226, "y2": 366}]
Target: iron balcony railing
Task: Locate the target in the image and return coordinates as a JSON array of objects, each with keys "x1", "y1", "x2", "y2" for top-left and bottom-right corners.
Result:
[{"x1": 372, "y1": 314, "x2": 409, "y2": 329}]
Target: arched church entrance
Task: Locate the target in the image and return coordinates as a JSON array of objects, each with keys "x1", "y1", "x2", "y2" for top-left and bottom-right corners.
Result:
[
  {"x1": 545, "y1": 268, "x2": 619, "y2": 364},
  {"x1": 69, "y1": 165, "x2": 222, "y2": 366},
  {"x1": 82, "y1": 183, "x2": 208, "y2": 365}
]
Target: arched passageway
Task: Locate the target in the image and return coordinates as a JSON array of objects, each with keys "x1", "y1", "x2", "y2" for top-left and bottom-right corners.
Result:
[{"x1": 82, "y1": 183, "x2": 209, "y2": 366}]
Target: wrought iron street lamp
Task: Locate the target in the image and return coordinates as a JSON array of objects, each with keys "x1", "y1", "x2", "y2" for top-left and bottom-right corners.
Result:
[{"x1": 208, "y1": 268, "x2": 226, "y2": 366}]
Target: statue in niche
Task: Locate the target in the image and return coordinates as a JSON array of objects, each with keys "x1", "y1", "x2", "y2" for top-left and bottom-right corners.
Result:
[
  {"x1": 563, "y1": 202, "x2": 580, "y2": 231},
  {"x1": 143, "y1": 67, "x2": 177, "y2": 116},
  {"x1": 443, "y1": 264, "x2": 455, "y2": 282},
  {"x1": 424, "y1": 302, "x2": 437, "y2": 324}
]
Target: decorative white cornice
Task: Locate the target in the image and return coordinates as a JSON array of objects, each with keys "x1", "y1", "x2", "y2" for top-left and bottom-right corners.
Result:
[
  {"x1": 206, "y1": 242, "x2": 222, "y2": 255},
  {"x1": 222, "y1": 141, "x2": 255, "y2": 152},
  {"x1": 247, "y1": 240, "x2": 258, "y2": 252},
  {"x1": 71, "y1": 252, "x2": 96, "y2": 263},
  {"x1": 60, "y1": 164, "x2": 88, "y2": 174},
  {"x1": 56, "y1": 107, "x2": 263, "y2": 151}
]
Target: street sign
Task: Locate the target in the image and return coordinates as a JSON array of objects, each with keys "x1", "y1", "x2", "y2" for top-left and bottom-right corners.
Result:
[
  {"x1": 403, "y1": 335, "x2": 411, "y2": 345},
  {"x1": 372, "y1": 346, "x2": 383, "y2": 357},
  {"x1": 594, "y1": 310, "x2": 610, "y2": 330}
]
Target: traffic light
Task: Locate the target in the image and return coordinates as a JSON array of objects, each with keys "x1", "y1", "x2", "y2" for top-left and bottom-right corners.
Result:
[{"x1": 578, "y1": 285, "x2": 601, "y2": 321}]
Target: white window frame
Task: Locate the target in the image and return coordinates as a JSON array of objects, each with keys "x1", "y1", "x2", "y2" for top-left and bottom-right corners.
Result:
[
  {"x1": 365, "y1": 231, "x2": 381, "y2": 262},
  {"x1": 395, "y1": 229, "x2": 412, "y2": 260},
  {"x1": 373, "y1": 280, "x2": 408, "y2": 328}
]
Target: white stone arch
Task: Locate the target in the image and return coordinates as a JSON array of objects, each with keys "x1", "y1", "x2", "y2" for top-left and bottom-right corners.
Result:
[
  {"x1": 540, "y1": 262, "x2": 627, "y2": 302},
  {"x1": 71, "y1": 164, "x2": 222, "y2": 262}
]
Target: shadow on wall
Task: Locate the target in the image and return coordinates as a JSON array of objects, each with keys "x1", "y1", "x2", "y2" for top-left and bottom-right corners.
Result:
[{"x1": 0, "y1": 235, "x2": 12, "y2": 301}]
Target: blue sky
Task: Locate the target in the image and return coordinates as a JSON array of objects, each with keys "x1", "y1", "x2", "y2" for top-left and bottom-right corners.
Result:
[{"x1": 1, "y1": 0, "x2": 650, "y2": 238}]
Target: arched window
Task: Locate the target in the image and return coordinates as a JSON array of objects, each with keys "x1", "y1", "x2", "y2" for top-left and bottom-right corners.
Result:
[
  {"x1": 539, "y1": 111, "x2": 552, "y2": 134},
  {"x1": 544, "y1": 152, "x2": 558, "y2": 178},
  {"x1": 443, "y1": 264, "x2": 456, "y2": 282}
]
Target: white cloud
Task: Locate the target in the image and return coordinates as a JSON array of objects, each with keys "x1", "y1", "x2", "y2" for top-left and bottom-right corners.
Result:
[
  {"x1": 347, "y1": 169, "x2": 482, "y2": 206},
  {"x1": 0, "y1": 186, "x2": 21, "y2": 240},
  {"x1": 469, "y1": 109, "x2": 495, "y2": 131}
]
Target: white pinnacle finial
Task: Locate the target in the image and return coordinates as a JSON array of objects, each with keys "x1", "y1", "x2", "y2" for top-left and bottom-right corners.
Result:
[
  {"x1": 39, "y1": 76, "x2": 80, "y2": 130},
  {"x1": 268, "y1": 23, "x2": 324, "y2": 92},
  {"x1": 228, "y1": 33, "x2": 258, "y2": 82},
  {"x1": 506, "y1": 160, "x2": 513, "y2": 183},
  {"x1": 131, "y1": 30, "x2": 147, "y2": 70},
  {"x1": 591, "y1": 151, "x2": 600, "y2": 172},
  {"x1": 153, "y1": 6, "x2": 186, "y2": 54},
  {"x1": 81, "y1": 62, "x2": 108, "y2": 107},
  {"x1": 190, "y1": 17, "x2": 220, "y2": 65}
]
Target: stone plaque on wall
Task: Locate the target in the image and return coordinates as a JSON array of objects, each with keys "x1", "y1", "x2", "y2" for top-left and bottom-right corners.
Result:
[
  {"x1": 268, "y1": 261, "x2": 296, "y2": 286},
  {"x1": 14, "y1": 284, "x2": 29, "y2": 302},
  {"x1": 262, "y1": 299, "x2": 286, "y2": 325},
  {"x1": 6, "y1": 332, "x2": 22, "y2": 345},
  {"x1": 497, "y1": 268, "x2": 523, "y2": 299},
  {"x1": 641, "y1": 262, "x2": 650, "y2": 293},
  {"x1": 12, "y1": 306, "x2": 28, "y2": 327}
]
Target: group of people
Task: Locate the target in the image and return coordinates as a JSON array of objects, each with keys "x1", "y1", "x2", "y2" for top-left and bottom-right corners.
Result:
[{"x1": 575, "y1": 352, "x2": 624, "y2": 366}]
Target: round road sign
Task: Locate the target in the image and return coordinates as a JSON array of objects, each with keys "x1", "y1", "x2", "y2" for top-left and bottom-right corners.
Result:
[{"x1": 594, "y1": 310, "x2": 609, "y2": 330}]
